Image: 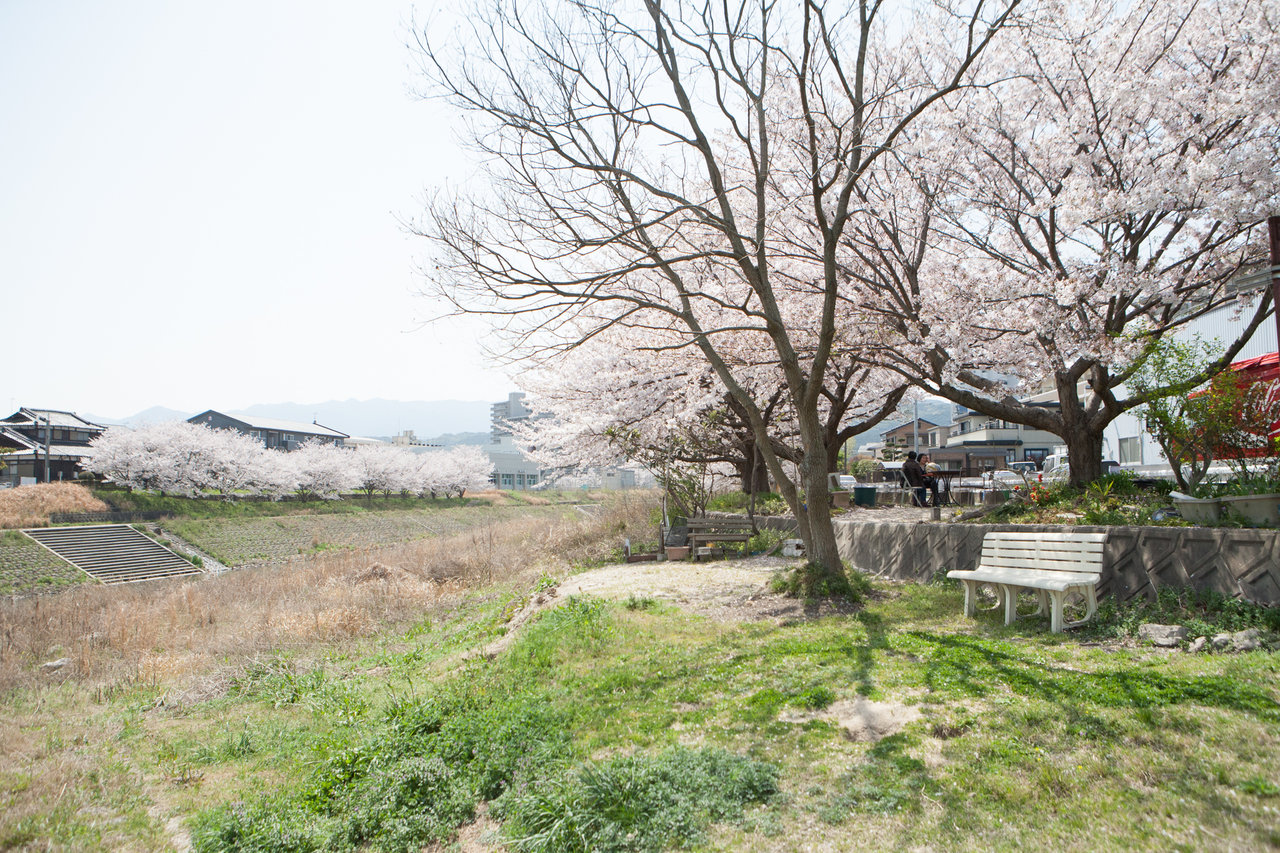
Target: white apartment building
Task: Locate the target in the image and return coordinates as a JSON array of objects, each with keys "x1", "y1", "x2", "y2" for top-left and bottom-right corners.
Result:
[{"x1": 487, "y1": 392, "x2": 544, "y2": 489}]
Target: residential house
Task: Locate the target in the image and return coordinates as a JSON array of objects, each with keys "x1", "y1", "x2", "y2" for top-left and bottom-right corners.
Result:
[
  {"x1": 937, "y1": 407, "x2": 1061, "y2": 471},
  {"x1": 0, "y1": 407, "x2": 107, "y2": 484},
  {"x1": 877, "y1": 419, "x2": 940, "y2": 460},
  {"x1": 186, "y1": 411, "x2": 348, "y2": 450}
]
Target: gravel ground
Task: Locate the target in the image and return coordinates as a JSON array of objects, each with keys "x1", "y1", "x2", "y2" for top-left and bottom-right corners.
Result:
[{"x1": 558, "y1": 554, "x2": 865, "y2": 622}]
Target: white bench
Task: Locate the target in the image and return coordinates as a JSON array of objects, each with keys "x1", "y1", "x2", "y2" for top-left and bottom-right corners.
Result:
[{"x1": 947, "y1": 531, "x2": 1106, "y2": 633}]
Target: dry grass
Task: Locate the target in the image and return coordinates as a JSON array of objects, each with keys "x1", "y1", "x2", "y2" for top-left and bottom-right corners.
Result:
[
  {"x1": 0, "y1": 494, "x2": 654, "y2": 695},
  {"x1": 0, "y1": 482, "x2": 109, "y2": 529}
]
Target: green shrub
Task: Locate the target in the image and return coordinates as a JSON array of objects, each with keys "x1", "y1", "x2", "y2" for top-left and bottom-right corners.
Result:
[
  {"x1": 1087, "y1": 586, "x2": 1280, "y2": 640},
  {"x1": 745, "y1": 527, "x2": 786, "y2": 555},
  {"x1": 192, "y1": 681, "x2": 570, "y2": 853},
  {"x1": 497, "y1": 746, "x2": 778, "y2": 852}
]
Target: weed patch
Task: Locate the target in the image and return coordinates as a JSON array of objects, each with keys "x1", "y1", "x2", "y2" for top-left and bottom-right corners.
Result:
[
  {"x1": 770, "y1": 562, "x2": 872, "y2": 602},
  {"x1": 191, "y1": 680, "x2": 570, "y2": 852},
  {"x1": 1086, "y1": 586, "x2": 1280, "y2": 640},
  {"x1": 498, "y1": 746, "x2": 778, "y2": 852}
]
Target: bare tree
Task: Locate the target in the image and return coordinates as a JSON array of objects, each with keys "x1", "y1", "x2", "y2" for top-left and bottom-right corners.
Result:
[{"x1": 411, "y1": 0, "x2": 1024, "y2": 585}]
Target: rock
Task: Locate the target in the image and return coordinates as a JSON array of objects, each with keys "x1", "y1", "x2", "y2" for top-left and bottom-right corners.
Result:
[
  {"x1": 1231, "y1": 629, "x2": 1264, "y2": 652},
  {"x1": 41, "y1": 657, "x2": 72, "y2": 673},
  {"x1": 1211, "y1": 633, "x2": 1233, "y2": 650},
  {"x1": 1137, "y1": 624, "x2": 1188, "y2": 647},
  {"x1": 1188, "y1": 637, "x2": 1208, "y2": 653}
]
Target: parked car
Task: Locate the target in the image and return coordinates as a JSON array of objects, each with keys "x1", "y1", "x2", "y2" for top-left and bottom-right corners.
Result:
[
  {"x1": 1040, "y1": 454, "x2": 1120, "y2": 482},
  {"x1": 836, "y1": 474, "x2": 857, "y2": 490},
  {"x1": 982, "y1": 469, "x2": 1027, "y2": 488}
]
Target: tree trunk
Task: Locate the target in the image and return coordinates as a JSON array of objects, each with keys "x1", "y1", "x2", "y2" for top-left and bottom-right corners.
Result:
[
  {"x1": 734, "y1": 446, "x2": 770, "y2": 494},
  {"x1": 1062, "y1": 428, "x2": 1105, "y2": 487},
  {"x1": 800, "y1": 461, "x2": 842, "y2": 573},
  {"x1": 793, "y1": 413, "x2": 845, "y2": 583}
]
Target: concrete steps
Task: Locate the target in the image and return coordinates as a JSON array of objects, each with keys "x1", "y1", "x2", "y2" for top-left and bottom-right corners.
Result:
[{"x1": 23, "y1": 524, "x2": 204, "y2": 584}]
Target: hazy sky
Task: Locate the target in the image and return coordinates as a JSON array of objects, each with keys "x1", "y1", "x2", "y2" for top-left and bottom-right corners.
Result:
[{"x1": 1, "y1": 1, "x2": 514, "y2": 419}]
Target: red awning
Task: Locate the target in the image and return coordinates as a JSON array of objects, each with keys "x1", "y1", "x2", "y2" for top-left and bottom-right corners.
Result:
[
  {"x1": 1227, "y1": 352, "x2": 1280, "y2": 439},
  {"x1": 1227, "y1": 351, "x2": 1280, "y2": 383}
]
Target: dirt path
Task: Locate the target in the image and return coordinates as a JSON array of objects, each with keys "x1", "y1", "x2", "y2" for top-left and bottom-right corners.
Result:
[
  {"x1": 480, "y1": 554, "x2": 868, "y2": 664},
  {"x1": 559, "y1": 554, "x2": 869, "y2": 622}
]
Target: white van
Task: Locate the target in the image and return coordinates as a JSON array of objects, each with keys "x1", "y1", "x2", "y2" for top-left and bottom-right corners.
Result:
[{"x1": 1039, "y1": 453, "x2": 1120, "y2": 482}]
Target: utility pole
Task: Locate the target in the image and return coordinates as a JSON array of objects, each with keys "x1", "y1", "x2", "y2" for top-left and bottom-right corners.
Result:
[
  {"x1": 1269, "y1": 215, "x2": 1279, "y2": 349},
  {"x1": 43, "y1": 414, "x2": 51, "y2": 484},
  {"x1": 912, "y1": 400, "x2": 919, "y2": 454}
]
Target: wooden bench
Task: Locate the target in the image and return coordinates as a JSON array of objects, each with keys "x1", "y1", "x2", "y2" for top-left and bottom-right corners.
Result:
[
  {"x1": 827, "y1": 473, "x2": 852, "y2": 508},
  {"x1": 685, "y1": 517, "x2": 754, "y2": 561},
  {"x1": 947, "y1": 531, "x2": 1106, "y2": 633}
]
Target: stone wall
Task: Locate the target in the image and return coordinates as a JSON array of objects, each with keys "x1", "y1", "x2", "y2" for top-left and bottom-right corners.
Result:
[{"x1": 831, "y1": 520, "x2": 1280, "y2": 606}]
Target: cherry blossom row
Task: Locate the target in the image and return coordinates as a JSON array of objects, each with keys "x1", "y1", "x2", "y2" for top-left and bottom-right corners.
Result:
[{"x1": 82, "y1": 421, "x2": 493, "y2": 500}]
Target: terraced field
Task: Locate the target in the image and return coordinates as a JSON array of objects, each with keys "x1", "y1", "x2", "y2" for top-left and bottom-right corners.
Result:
[
  {"x1": 167, "y1": 503, "x2": 577, "y2": 567},
  {"x1": 0, "y1": 532, "x2": 86, "y2": 594}
]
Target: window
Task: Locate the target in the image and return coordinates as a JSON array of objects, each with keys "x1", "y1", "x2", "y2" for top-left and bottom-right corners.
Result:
[
  {"x1": 501, "y1": 473, "x2": 513, "y2": 487},
  {"x1": 1118, "y1": 437, "x2": 1142, "y2": 465}
]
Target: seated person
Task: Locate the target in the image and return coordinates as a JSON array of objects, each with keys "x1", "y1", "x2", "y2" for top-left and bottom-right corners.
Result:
[
  {"x1": 919, "y1": 454, "x2": 942, "y2": 506},
  {"x1": 901, "y1": 451, "x2": 930, "y2": 507}
]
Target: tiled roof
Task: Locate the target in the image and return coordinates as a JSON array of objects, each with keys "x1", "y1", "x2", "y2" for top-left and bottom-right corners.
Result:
[
  {"x1": 1, "y1": 443, "x2": 97, "y2": 460},
  {"x1": 195, "y1": 411, "x2": 348, "y2": 439},
  {"x1": 2, "y1": 408, "x2": 106, "y2": 430}
]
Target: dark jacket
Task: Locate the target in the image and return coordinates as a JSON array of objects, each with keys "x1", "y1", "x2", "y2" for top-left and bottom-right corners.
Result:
[{"x1": 902, "y1": 458, "x2": 927, "y2": 488}]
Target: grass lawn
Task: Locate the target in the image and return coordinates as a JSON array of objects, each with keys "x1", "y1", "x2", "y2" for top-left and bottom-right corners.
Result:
[{"x1": 2, "y1": 562, "x2": 1276, "y2": 851}]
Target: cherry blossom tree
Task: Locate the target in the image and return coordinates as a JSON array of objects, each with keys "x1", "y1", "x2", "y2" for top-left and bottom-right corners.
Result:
[
  {"x1": 845, "y1": 0, "x2": 1278, "y2": 484},
  {"x1": 86, "y1": 422, "x2": 298, "y2": 498},
  {"x1": 515, "y1": 324, "x2": 907, "y2": 496},
  {"x1": 430, "y1": 445, "x2": 494, "y2": 498},
  {"x1": 350, "y1": 444, "x2": 417, "y2": 501},
  {"x1": 412, "y1": 0, "x2": 1025, "y2": 584},
  {"x1": 292, "y1": 440, "x2": 358, "y2": 499}
]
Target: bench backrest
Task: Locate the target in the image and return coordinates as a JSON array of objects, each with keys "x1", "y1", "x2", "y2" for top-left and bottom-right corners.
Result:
[
  {"x1": 979, "y1": 531, "x2": 1106, "y2": 576},
  {"x1": 686, "y1": 518, "x2": 754, "y2": 531}
]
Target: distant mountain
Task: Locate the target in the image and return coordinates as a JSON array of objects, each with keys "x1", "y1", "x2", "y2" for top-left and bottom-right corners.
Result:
[
  {"x1": 235, "y1": 399, "x2": 492, "y2": 439},
  {"x1": 419, "y1": 431, "x2": 491, "y2": 447},
  {"x1": 87, "y1": 406, "x2": 192, "y2": 427},
  {"x1": 96, "y1": 399, "x2": 496, "y2": 438},
  {"x1": 848, "y1": 398, "x2": 957, "y2": 452}
]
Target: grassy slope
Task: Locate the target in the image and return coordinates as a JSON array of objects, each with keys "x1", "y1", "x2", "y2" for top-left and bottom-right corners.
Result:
[
  {"x1": 2, "y1": 575, "x2": 1277, "y2": 851},
  {"x1": 0, "y1": 489, "x2": 583, "y2": 592}
]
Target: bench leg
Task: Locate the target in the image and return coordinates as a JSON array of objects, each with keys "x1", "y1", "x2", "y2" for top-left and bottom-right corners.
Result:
[
  {"x1": 961, "y1": 581, "x2": 1008, "y2": 620},
  {"x1": 1059, "y1": 586, "x2": 1099, "y2": 631},
  {"x1": 1001, "y1": 584, "x2": 1019, "y2": 626},
  {"x1": 1049, "y1": 590, "x2": 1066, "y2": 633}
]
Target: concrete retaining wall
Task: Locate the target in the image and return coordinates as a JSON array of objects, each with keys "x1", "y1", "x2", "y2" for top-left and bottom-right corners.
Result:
[{"x1": 831, "y1": 520, "x2": 1280, "y2": 606}]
